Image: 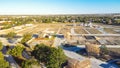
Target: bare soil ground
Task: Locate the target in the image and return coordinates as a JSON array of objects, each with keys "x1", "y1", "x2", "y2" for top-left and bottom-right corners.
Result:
[
  {"x1": 86, "y1": 28, "x2": 102, "y2": 34},
  {"x1": 74, "y1": 28, "x2": 88, "y2": 34},
  {"x1": 0, "y1": 23, "x2": 64, "y2": 36},
  {"x1": 104, "y1": 28, "x2": 118, "y2": 34}
]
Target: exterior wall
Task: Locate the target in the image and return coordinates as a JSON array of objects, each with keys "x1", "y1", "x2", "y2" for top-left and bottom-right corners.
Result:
[
  {"x1": 75, "y1": 59, "x2": 91, "y2": 68},
  {"x1": 66, "y1": 59, "x2": 91, "y2": 68},
  {"x1": 85, "y1": 43, "x2": 100, "y2": 56}
]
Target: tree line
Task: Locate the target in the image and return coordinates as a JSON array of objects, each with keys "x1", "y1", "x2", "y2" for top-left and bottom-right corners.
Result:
[{"x1": 0, "y1": 15, "x2": 120, "y2": 29}]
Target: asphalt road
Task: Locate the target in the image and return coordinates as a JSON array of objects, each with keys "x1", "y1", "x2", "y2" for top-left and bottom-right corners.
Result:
[
  {"x1": 63, "y1": 48, "x2": 119, "y2": 68},
  {"x1": 54, "y1": 36, "x2": 119, "y2": 68},
  {"x1": 76, "y1": 45, "x2": 120, "y2": 48},
  {"x1": 2, "y1": 46, "x2": 19, "y2": 68},
  {"x1": 5, "y1": 55, "x2": 19, "y2": 68}
]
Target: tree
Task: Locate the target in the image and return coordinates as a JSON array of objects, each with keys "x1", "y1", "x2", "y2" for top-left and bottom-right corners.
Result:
[
  {"x1": 22, "y1": 60, "x2": 40, "y2": 68},
  {"x1": 7, "y1": 32, "x2": 17, "y2": 39},
  {"x1": 0, "y1": 41, "x2": 3, "y2": 50},
  {"x1": 7, "y1": 45, "x2": 24, "y2": 57},
  {"x1": 22, "y1": 60, "x2": 32, "y2": 68},
  {"x1": 33, "y1": 44, "x2": 51, "y2": 62},
  {"x1": 32, "y1": 44, "x2": 66, "y2": 68},
  {"x1": 0, "y1": 59, "x2": 10, "y2": 68},
  {"x1": 21, "y1": 33, "x2": 32, "y2": 44},
  {"x1": 0, "y1": 52, "x2": 10, "y2": 68},
  {"x1": 46, "y1": 47, "x2": 66, "y2": 68},
  {"x1": 100, "y1": 45, "x2": 109, "y2": 55},
  {"x1": 0, "y1": 52, "x2": 4, "y2": 59}
]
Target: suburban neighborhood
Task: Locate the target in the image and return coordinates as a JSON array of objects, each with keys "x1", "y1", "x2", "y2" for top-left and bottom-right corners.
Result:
[
  {"x1": 0, "y1": 14, "x2": 120, "y2": 68},
  {"x1": 0, "y1": 0, "x2": 120, "y2": 68}
]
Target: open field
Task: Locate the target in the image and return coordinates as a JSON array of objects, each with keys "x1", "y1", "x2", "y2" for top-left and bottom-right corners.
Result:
[
  {"x1": 16, "y1": 23, "x2": 64, "y2": 35},
  {"x1": 0, "y1": 23, "x2": 120, "y2": 36},
  {"x1": 108, "y1": 48, "x2": 120, "y2": 54},
  {"x1": 0, "y1": 23, "x2": 64, "y2": 36},
  {"x1": 59, "y1": 25, "x2": 71, "y2": 37},
  {"x1": 104, "y1": 28, "x2": 120, "y2": 34},
  {"x1": 97, "y1": 36, "x2": 120, "y2": 45},
  {"x1": 86, "y1": 28, "x2": 102, "y2": 34},
  {"x1": 74, "y1": 28, "x2": 88, "y2": 34}
]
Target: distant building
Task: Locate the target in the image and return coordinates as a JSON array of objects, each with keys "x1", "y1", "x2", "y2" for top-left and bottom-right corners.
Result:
[
  {"x1": 43, "y1": 32, "x2": 54, "y2": 39},
  {"x1": 88, "y1": 22, "x2": 93, "y2": 27},
  {"x1": 43, "y1": 29, "x2": 55, "y2": 39},
  {"x1": 0, "y1": 21, "x2": 11, "y2": 24},
  {"x1": 65, "y1": 58, "x2": 91, "y2": 68},
  {"x1": 80, "y1": 23, "x2": 84, "y2": 26}
]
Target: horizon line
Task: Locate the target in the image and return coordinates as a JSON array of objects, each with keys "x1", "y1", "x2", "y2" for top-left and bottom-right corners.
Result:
[{"x1": 0, "y1": 13, "x2": 120, "y2": 16}]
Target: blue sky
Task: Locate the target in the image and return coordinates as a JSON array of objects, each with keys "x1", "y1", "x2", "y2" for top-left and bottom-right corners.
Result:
[{"x1": 0, "y1": 0, "x2": 120, "y2": 15}]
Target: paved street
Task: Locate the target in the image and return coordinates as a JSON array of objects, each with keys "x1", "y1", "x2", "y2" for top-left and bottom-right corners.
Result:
[
  {"x1": 5, "y1": 55, "x2": 19, "y2": 68},
  {"x1": 2, "y1": 46, "x2": 19, "y2": 68},
  {"x1": 54, "y1": 34, "x2": 119, "y2": 68},
  {"x1": 64, "y1": 45, "x2": 120, "y2": 48},
  {"x1": 64, "y1": 49, "x2": 119, "y2": 68},
  {"x1": 70, "y1": 34, "x2": 120, "y2": 36}
]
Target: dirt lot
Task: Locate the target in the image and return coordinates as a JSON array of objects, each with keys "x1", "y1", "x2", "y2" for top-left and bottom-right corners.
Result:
[
  {"x1": 97, "y1": 36, "x2": 120, "y2": 45},
  {"x1": 86, "y1": 28, "x2": 102, "y2": 34},
  {"x1": 108, "y1": 48, "x2": 120, "y2": 54},
  {"x1": 107, "y1": 48, "x2": 120, "y2": 60},
  {"x1": 0, "y1": 23, "x2": 65, "y2": 36},
  {"x1": 16, "y1": 23, "x2": 63, "y2": 35},
  {"x1": 104, "y1": 28, "x2": 118, "y2": 34},
  {"x1": 74, "y1": 28, "x2": 88, "y2": 34},
  {"x1": 59, "y1": 25, "x2": 72, "y2": 37}
]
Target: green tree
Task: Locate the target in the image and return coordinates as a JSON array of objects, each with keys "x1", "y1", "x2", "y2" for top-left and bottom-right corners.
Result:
[
  {"x1": 0, "y1": 41, "x2": 3, "y2": 50},
  {"x1": 7, "y1": 45, "x2": 24, "y2": 57},
  {"x1": 22, "y1": 60, "x2": 40, "y2": 68},
  {"x1": 46, "y1": 47, "x2": 66, "y2": 68},
  {"x1": 0, "y1": 52, "x2": 10, "y2": 68},
  {"x1": 7, "y1": 32, "x2": 16, "y2": 39},
  {"x1": 21, "y1": 33, "x2": 32, "y2": 44},
  {"x1": 33, "y1": 44, "x2": 66, "y2": 68},
  {"x1": 0, "y1": 59, "x2": 10, "y2": 68},
  {"x1": 0, "y1": 52, "x2": 4, "y2": 59},
  {"x1": 22, "y1": 60, "x2": 32, "y2": 68},
  {"x1": 100, "y1": 45, "x2": 109, "y2": 55},
  {"x1": 33, "y1": 44, "x2": 51, "y2": 62}
]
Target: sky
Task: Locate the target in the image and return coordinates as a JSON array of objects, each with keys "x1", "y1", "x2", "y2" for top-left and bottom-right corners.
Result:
[{"x1": 0, "y1": 0, "x2": 120, "y2": 15}]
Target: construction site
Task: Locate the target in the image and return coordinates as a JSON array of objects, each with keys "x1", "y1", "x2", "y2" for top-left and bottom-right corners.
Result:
[{"x1": 0, "y1": 22, "x2": 120, "y2": 47}]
